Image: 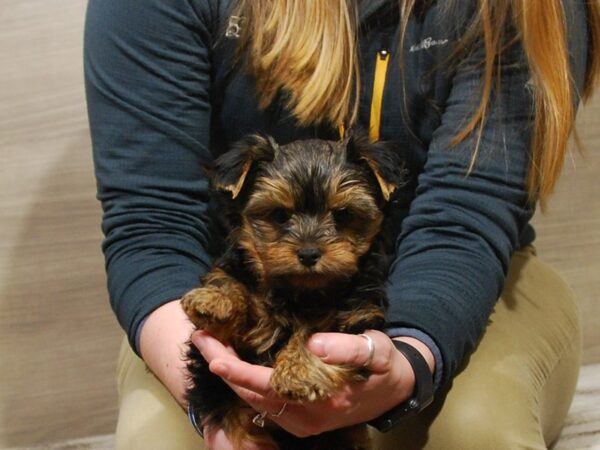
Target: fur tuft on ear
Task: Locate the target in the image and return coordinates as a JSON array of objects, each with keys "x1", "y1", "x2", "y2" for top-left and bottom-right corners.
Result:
[
  {"x1": 345, "y1": 134, "x2": 406, "y2": 201},
  {"x1": 212, "y1": 135, "x2": 279, "y2": 199}
]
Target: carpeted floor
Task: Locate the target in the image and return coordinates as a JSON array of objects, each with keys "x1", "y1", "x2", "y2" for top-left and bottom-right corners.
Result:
[{"x1": 553, "y1": 363, "x2": 600, "y2": 450}]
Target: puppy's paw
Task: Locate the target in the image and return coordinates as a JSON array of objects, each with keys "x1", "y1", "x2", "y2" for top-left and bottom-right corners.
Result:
[
  {"x1": 181, "y1": 287, "x2": 235, "y2": 328},
  {"x1": 270, "y1": 357, "x2": 351, "y2": 402},
  {"x1": 270, "y1": 365, "x2": 330, "y2": 402}
]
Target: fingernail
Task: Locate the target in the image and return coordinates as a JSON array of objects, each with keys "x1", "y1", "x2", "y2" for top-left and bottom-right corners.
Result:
[{"x1": 308, "y1": 336, "x2": 327, "y2": 357}]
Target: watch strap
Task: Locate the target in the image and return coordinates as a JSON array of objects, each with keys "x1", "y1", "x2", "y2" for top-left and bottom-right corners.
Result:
[
  {"x1": 368, "y1": 340, "x2": 434, "y2": 432},
  {"x1": 187, "y1": 403, "x2": 204, "y2": 437}
]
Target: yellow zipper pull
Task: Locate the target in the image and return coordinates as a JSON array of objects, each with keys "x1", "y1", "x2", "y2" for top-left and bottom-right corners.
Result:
[
  {"x1": 338, "y1": 123, "x2": 346, "y2": 140},
  {"x1": 369, "y1": 49, "x2": 390, "y2": 142}
]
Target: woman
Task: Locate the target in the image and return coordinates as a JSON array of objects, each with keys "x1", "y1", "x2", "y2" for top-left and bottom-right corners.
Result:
[{"x1": 84, "y1": 0, "x2": 600, "y2": 449}]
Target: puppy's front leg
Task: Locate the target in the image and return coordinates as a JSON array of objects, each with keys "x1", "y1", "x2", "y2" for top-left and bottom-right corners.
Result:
[
  {"x1": 181, "y1": 268, "x2": 249, "y2": 342},
  {"x1": 270, "y1": 331, "x2": 355, "y2": 403},
  {"x1": 337, "y1": 303, "x2": 386, "y2": 335}
]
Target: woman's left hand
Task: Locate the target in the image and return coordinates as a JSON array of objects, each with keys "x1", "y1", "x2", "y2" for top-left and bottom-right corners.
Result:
[{"x1": 191, "y1": 329, "x2": 425, "y2": 437}]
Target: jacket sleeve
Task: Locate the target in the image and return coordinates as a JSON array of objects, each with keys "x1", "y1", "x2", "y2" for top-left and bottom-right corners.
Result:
[
  {"x1": 84, "y1": 0, "x2": 221, "y2": 352},
  {"x1": 385, "y1": 0, "x2": 589, "y2": 386}
]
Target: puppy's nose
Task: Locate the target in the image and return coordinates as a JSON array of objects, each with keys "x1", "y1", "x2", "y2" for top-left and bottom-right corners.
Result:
[{"x1": 297, "y1": 248, "x2": 321, "y2": 267}]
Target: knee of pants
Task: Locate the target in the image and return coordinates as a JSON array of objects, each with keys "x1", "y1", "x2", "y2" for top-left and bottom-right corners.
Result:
[
  {"x1": 424, "y1": 377, "x2": 545, "y2": 450},
  {"x1": 371, "y1": 406, "x2": 539, "y2": 450},
  {"x1": 426, "y1": 360, "x2": 546, "y2": 450}
]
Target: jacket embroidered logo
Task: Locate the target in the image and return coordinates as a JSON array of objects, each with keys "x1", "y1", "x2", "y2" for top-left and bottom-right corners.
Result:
[{"x1": 409, "y1": 37, "x2": 449, "y2": 52}]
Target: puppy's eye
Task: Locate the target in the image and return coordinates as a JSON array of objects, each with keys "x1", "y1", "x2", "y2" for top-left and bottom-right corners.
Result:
[
  {"x1": 269, "y1": 208, "x2": 291, "y2": 225},
  {"x1": 332, "y1": 207, "x2": 354, "y2": 228}
]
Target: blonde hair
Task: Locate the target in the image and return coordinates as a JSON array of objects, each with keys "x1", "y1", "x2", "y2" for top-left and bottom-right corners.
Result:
[
  {"x1": 235, "y1": 1, "x2": 360, "y2": 126},
  {"x1": 234, "y1": 0, "x2": 600, "y2": 205}
]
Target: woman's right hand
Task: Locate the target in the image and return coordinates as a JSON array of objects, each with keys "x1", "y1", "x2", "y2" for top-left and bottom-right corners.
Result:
[
  {"x1": 138, "y1": 300, "x2": 273, "y2": 449},
  {"x1": 203, "y1": 425, "x2": 276, "y2": 450},
  {"x1": 139, "y1": 299, "x2": 195, "y2": 407}
]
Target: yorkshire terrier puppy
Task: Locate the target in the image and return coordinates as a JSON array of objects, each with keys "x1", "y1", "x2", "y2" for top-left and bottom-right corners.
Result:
[{"x1": 182, "y1": 134, "x2": 406, "y2": 450}]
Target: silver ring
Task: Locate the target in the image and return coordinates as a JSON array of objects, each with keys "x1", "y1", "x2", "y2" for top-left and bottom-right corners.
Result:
[
  {"x1": 252, "y1": 402, "x2": 288, "y2": 427},
  {"x1": 269, "y1": 402, "x2": 287, "y2": 418},
  {"x1": 252, "y1": 410, "x2": 268, "y2": 428},
  {"x1": 359, "y1": 334, "x2": 375, "y2": 368}
]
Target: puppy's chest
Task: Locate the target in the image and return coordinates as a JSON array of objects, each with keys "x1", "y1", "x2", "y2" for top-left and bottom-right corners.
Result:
[{"x1": 237, "y1": 290, "x2": 349, "y2": 363}]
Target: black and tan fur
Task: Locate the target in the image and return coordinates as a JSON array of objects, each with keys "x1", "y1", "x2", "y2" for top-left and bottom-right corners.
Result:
[{"x1": 182, "y1": 135, "x2": 406, "y2": 450}]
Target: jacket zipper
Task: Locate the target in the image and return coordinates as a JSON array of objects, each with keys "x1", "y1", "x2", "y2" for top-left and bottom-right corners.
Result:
[{"x1": 369, "y1": 48, "x2": 390, "y2": 142}]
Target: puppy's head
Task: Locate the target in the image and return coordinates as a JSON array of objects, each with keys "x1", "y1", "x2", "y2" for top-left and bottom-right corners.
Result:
[{"x1": 212, "y1": 134, "x2": 405, "y2": 289}]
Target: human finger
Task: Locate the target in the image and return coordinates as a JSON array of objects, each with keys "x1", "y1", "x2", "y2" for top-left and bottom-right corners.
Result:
[
  {"x1": 204, "y1": 424, "x2": 275, "y2": 450},
  {"x1": 211, "y1": 377, "x2": 298, "y2": 439},
  {"x1": 208, "y1": 355, "x2": 279, "y2": 399},
  {"x1": 305, "y1": 330, "x2": 395, "y2": 373},
  {"x1": 219, "y1": 377, "x2": 289, "y2": 420},
  {"x1": 191, "y1": 330, "x2": 238, "y2": 361},
  {"x1": 192, "y1": 331, "x2": 287, "y2": 400}
]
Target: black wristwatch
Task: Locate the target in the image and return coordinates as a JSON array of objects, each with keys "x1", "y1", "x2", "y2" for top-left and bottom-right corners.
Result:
[{"x1": 368, "y1": 340, "x2": 434, "y2": 432}]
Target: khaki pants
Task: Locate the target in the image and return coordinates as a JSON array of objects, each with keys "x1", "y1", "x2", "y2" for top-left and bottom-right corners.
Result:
[{"x1": 115, "y1": 247, "x2": 581, "y2": 449}]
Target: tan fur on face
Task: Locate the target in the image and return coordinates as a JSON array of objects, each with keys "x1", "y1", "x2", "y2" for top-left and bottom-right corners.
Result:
[
  {"x1": 239, "y1": 222, "x2": 376, "y2": 287},
  {"x1": 238, "y1": 172, "x2": 384, "y2": 289},
  {"x1": 245, "y1": 176, "x2": 296, "y2": 215},
  {"x1": 328, "y1": 173, "x2": 380, "y2": 217}
]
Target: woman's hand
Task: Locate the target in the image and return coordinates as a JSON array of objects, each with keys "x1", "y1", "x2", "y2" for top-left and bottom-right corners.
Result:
[
  {"x1": 138, "y1": 301, "x2": 271, "y2": 449},
  {"x1": 192, "y1": 329, "x2": 434, "y2": 439},
  {"x1": 139, "y1": 300, "x2": 195, "y2": 407},
  {"x1": 202, "y1": 425, "x2": 273, "y2": 450}
]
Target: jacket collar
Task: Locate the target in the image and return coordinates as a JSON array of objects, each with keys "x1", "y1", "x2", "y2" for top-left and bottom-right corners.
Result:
[{"x1": 359, "y1": 0, "x2": 392, "y2": 23}]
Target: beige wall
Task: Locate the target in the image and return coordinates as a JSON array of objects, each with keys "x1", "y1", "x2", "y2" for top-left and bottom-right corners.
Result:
[
  {"x1": 0, "y1": 1, "x2": 122, "y2": 447},
  {"x1": 532, "y1": 97, "x2": 600, "y2": 364},
  {"x1": 0, "y1": 0, "x2": 598, "y2": 447}
]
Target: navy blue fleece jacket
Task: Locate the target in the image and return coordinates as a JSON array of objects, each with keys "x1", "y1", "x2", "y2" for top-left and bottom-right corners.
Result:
[{"x1": 84, "y1": 0, "x2": 589, "y2": 386}]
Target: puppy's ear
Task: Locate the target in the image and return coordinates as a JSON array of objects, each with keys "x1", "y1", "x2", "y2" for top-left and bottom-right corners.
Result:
[
  {"x1": 212, "y1": 135, "x2": 278, "y2": 199},
  {"x1": 345, "y1": 134, "x2": 406, "y2": 201}
]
